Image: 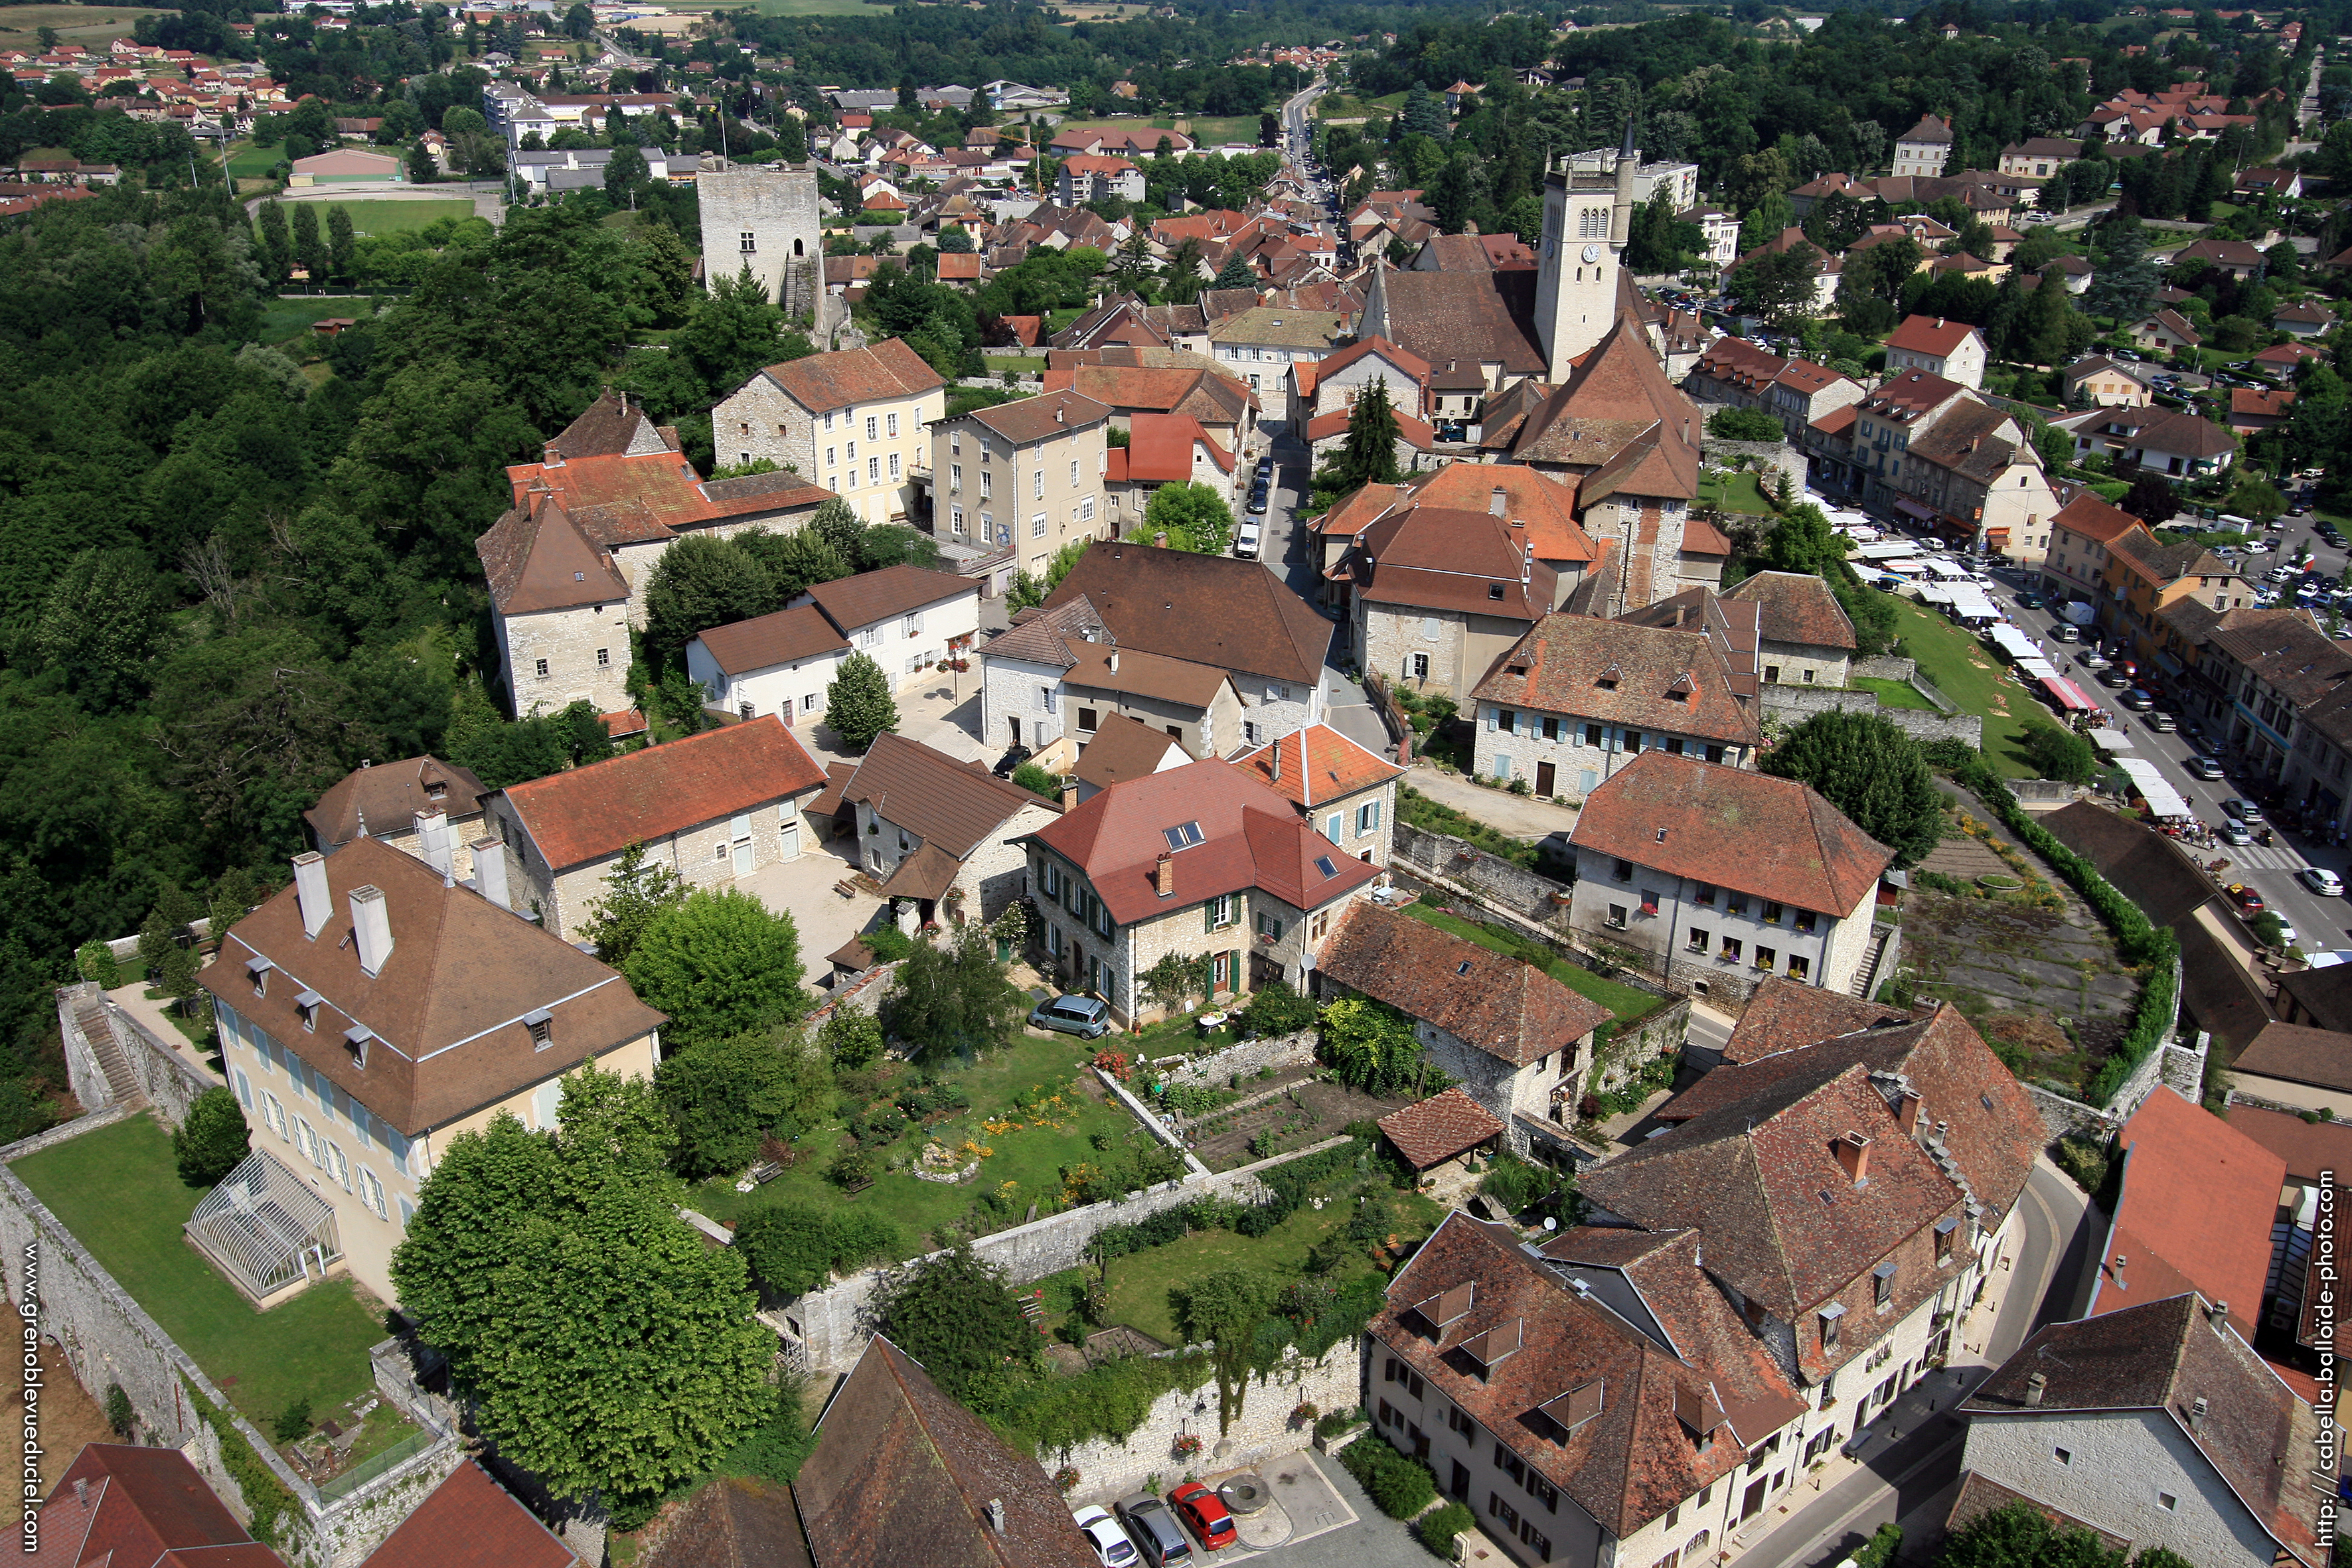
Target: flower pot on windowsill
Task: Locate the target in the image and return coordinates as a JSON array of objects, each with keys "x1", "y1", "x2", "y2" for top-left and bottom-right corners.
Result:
[{"x1": 1549, "y1": 891, "x2": 1573, "y2": 905}]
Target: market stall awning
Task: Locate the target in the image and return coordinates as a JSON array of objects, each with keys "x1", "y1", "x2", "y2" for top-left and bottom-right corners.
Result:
[
  {"x1": 1895, "y1": 499, "x2": 1937, "y2": 522},
  {"x1": 2115, "y1": 756, "x2": 2191, "y2": 819},
  {"x1": 2040, "y1": 675, "x2": 2095, "y2": 712}
]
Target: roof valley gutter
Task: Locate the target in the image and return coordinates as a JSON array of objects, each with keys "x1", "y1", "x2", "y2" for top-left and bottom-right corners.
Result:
[
  {"x1": 414, "y1": 973, "x2": 635, "y2": 1062},
  {"x1": 222, "y1": 932, "x2": 414, "y2": 1063}
]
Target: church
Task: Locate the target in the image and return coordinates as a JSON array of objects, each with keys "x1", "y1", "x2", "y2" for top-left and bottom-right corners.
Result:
[{"x1": 1348, "y1": 125, "x2": 1721, "y2": 622}]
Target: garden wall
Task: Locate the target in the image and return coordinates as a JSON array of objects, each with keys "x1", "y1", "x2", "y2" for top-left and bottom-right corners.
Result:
[
  {"x1": 57, "y1": 983, "x2": 217, "y2": 1129},
  {"x1": 1759, "y1": 684, "x2": 1984, "y2": 749},
  {"x1": 1062, "y1": 1340, "x2": 1362, "y2": 1502},
  {"x1": 778, "y1": 1137, "x2": 1352, "y2": 1372},
  {"x1": 1391, "y1": 823, "x2": 1573, "y2": 925},
  {"x1": 1147, "y1": 1031, "x2": 1318, "y2": 1090},
  {"x1": 1700, "y1": 436, "x2": 1803, "y2": 499},
  {"x1": 0, "y1": 1112, "x2": 463, "y2": 1567}
]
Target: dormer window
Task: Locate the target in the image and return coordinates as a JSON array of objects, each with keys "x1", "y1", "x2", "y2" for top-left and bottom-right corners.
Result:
[
  {"x1": 1488, "y1": 583, "x2": 1505, "y2": 600},
  {"x1": 295, "y1": 989, "x2": 323, "y2": 1034},
  {"x1": 246, "y1": 956, "x2": 274, "y2": 998},
  {"x1": 524, "y1": 1008, "x2": 554, "y2": 1051},
  {"x1": 344, "y1": 1025, "x2": 372, "y2": 1069}
]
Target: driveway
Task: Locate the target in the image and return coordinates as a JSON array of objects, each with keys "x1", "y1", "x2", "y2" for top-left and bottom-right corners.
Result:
[
  {"x1": 1403, "y1": 762, "x2": 1581, "y2": 842},
  {"x1": 736, "y1": 842, "x2": 888, "y2": 991},
  {"x1": 1321, "y1": 663, "x2": 1391, "y2": 757},
  {"x1": 794, "y1": 676, "x2": 990, "y2": 773}
]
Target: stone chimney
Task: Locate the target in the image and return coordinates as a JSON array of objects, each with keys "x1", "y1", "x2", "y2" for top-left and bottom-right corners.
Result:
[
  {"x1": 1490, "y1": 487, "x2": 1507, "y2": 517},
  {"x1": 1897, "y1": 1090, "x2": 1924, "y2": 1135},
  {"x1": 1155, "y1": 851, "x2": 1176, "y2": 897},
  {"x1": 473, "y1": 840, "x2": 510, "y2": 911},
  {"x1": 414, "y1": 808, "x2": 451, "y2": 878},
  {"x1": 293, "y1": 851, "x2": 332, "y2": 940},
  {"x1": 1060, "y1": 783, "x2": 1079, "y2": 813},
  {"x1": 986, "y1": 1498, "x2": 1007, "y2": 1533},
  {"x1": 2024, "y1": 1372, "x2": 2047, "y2": 1407},
  {"x1": 350, "y1": 886, "x2": 394, "y2": 977},
  {"x1": 2189, "y1": 1394, "x2": 2209, "y2": 1431},
  {"x1": 1107, "y1": 649, "x2": 1119, "y2": 673},
  {"x1": 1271, "y1": 741, "x2": 1281, "y2": 781},
  {"x1": 2207, "y1": 1299, "x2": 2230, "y2": 1329},
  {"x1": 1832, "y1": 1132, "x2": 1872, "y2": 1185}
]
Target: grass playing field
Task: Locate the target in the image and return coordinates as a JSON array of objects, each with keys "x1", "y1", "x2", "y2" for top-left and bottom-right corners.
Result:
[
  {"x1": 278, "y1": 197, "x2": 479, "y2": 237},
  {"x1": 0, "y1": 5, "x2": 175, "y2": 48}
]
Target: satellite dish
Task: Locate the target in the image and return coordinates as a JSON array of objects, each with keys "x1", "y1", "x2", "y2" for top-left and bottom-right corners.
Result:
[{"x1": 1543, "y1": 1217, "x2": 1557, "y2": 1231}]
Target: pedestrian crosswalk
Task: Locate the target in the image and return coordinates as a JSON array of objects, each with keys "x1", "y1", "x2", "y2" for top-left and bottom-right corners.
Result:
[{"x1": 2205, "y1": 842, "x2": 2310, "y2": 873}]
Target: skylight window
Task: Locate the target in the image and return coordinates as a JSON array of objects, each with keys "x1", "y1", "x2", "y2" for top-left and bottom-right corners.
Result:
[
  {"x1": 1163, "y1": 821, "x2": 1204, "y2": 850},
  {"x1": 1315, "y1": 855, "x2": 1338, "y2": 878}
]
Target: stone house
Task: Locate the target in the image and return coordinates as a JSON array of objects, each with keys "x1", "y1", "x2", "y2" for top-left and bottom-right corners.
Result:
[
  {"x1": 1300, "y1": 334, "x2": 1430, "y2": 428},
  {"x1": 1044, "y1": 541, "x2": 1332, "y2": 746},
  {"x1": 1341, "y1": 499, "x2": 1553, "y2": 704},
  {"x1": 834, "y1": 732, "x2": 1061, "y2": 924},
  {"x1": 485, "y1": 716, "x2": 829, "y2": 943},
  {"x1": 2064, "y1": 355, "x2": 2152, "y2": 408},
  {"x1": 1998, "y1": 136, "x2": 2082, "y2": 177},
  {"x1": 977, "y1": 596, "x2": 1241, "y2": 759},
  {"x1": 709, "y1": 339, "x2": 948, "y2": 527},
  {"x1": 685, "y1": 603, "x2": 852, "y2": 726},
  {"x1": 1951, "y1": 1294, "x2": 2323, "y2": 1568},
  {"x1": 1684, "y1": 338, "x2": 1864, "y2": 445},
  {"x1": 2096, "y1": 527, "x2": 2247, "y2": 674},
  {"x1": 1861, "y1": 380, "x2": 2062, "y2": 564},
  {"x1": 1469, "y1": 613, "x2": 1760, "y2": 798},
  {"x1": 1207, "y1": 306, "x2": 1350, "y2": 424},
  {"x1": 1892, "y1": 114, "x2": 1954, "y2": 178},
  {"x1": 1039, "y1": 351, "x2": 1258, "y2": 453},
  {"x1": 1565, "y1": 749, "x2": 1891, "y2": 1003},
  {"x1": 1056, "y1": 153, "x2": 1144, "y2": 204},
  {"x1": 1723, "y1": 570, "x2": 1859, "y2": 687},
  {"x1": 202, "y1": 838, "x2": 666, "y2": 1306},
  {"x1": 930, "y1": 390, "x2": 1113, "y2": 580},
  {"x1": 1884, "y1": 316, "x2": 1987, "y2": 390},
  {"x1": 1317, "y1": 899, "x2": 1607, "y2": 1137},
  {"x1": 2038, "y1": 491, "x2": 2146, "y2": 608},
  {"x1": 1230, "y1": 722, "x2": 1406, "y2": 866},
  {"x1": 792, "y1": 564, "x2": 981, "y2": 696},
  {"x1": 305, "y1": 756, "x2": 492, "y2": 882},
  {"x1": 1019, "y1": 758, "x2": 1379, "y2": 1021},
  {"x1": 1313, "y1": 463, "x2": 1597, "y2": 622}
]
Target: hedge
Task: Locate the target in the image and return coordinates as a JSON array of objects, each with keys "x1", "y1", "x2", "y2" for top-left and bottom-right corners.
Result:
[
  {"x1": 184, "y1": 1377, "x2": 297, "y2": 1547},
  {"x1": 1957, "y1": 765, "x2": 2181, "y2": 1106},
  {"x1": 1000, "y1": 1350, "x2": 1214, "y2": 1454},
  {"x1": 1417, "y1": 1500, "x2": 1476, "y2": 1555},
  {"x1": 1338, "y1": 1433, "x2": 1438, "y2": 1518}
]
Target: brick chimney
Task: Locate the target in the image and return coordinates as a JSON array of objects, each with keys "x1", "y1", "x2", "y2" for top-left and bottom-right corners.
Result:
[
  {"x1": 1832, "y1": 1132, "x2": 1872, "y2": 1185},
  {"x1": 1060, "y1": 783, "x2": 1078, "y2": 813},
  {"x1": 1897, "y1": 1090, "x2": 1924, "y2": 1135},
  {"x1": 1155, "y1": 851, "x2": 1176, "y2": 897}
]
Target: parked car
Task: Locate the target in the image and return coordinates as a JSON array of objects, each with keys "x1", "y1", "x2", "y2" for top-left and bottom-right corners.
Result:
[
  {"x1": 1029, "y1": 994, "x2": 1111, "y2": 1039},
  {"x1": 2229, "y1": 883, "x2": 2265, "y2": 913},
  {"x1": 2301, "y1": 868, "x2": 2347, "y2": 897},
  {"x1": 1075, "y1": 1506, "x2": 1139, "y2": 1567},
  {"x1": 1247, "y1": 492, "x2": 1269, "y2": 514},
  {"x1": 991, "y1": 743, "x2": 1033, "y2": 779},
  {"x1": 2224, "y1": 799, "x2": 2266, "y2": 823},
  {"x1": 2053, "y1": 621, "x2": 2081, "y2": 643},
  {"x1": 1168, "y1": 1483, "x2": 1237, "y2": 1551},
  {"x1": 2144, "y1": 710, "x2": 2176, "y2": 732},
  {"x1": 1116, "y1": 1496, "x2": 1194, "y2": 1568},
  {"x1": 2098, "y1": 668, "x2": 2134, "y2": 688},
  {"x1": 1233, "y1": 520, "x2": 1262, "y2": 560},
  {"x1": 2189, "y1": 755, "x2": 2226, "y2": 779}
]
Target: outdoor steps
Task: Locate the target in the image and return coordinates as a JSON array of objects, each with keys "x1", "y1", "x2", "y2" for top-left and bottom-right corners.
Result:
[
  {"x1": 1849, "y1": 927, "x2": 1892, "y2": 999},
  {"x1": 72, "y1": 1002, "x2": 142, "y2": 1107}
]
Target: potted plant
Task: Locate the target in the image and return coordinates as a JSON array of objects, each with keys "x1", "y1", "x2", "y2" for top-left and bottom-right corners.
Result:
[
  {"x1": 1171, "y1": 1433, "x2": 1204, "y2": 1460},
  {"x1": 1053, "y1": 1466, "x2": 1081, "y2": 1493}
]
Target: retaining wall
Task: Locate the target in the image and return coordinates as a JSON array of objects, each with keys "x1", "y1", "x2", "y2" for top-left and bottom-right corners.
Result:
[
  {"x1": 1759, "y1": 684, "x2": 1984, "y2": 747},
  {"x1": 1147, "y1": 1031, "x2": 1317, "y2": 1090},
  {"x1": 1063, "y1": 1340, "x2": 1362, "y2": 1502},
  {"x1": 0, "y1": 1112, "x2": 461, "y2": 1566},
  {"x1": 777, "y1": 1137, "x2": 1352, "y2": 1371},
  {"x1": 1391, "y1": 822, "x2": 1576, "y2": 925},
  {"x1": 1700, "y1": 437, "x2": 1803, "y2": 499}
]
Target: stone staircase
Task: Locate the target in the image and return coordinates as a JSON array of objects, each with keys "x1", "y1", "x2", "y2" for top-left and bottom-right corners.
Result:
[
  {"x1": 1849, "y1": 926, "x2": 1893, "y2": 999},
  {"x1": 72, "y1": 1000, "x2": 143, "y2": 1107}
]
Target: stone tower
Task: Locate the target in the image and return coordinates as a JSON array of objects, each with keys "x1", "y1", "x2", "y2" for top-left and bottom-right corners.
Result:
[
  {"x1": 697, "y1": 161, "x2": 825, "y2": 329},
  {"x1": 1533, "y1": 119, "x2": 1639, "y2": 384}
]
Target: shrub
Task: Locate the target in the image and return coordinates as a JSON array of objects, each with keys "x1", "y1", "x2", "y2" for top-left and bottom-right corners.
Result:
[
  {"x1": 104, "y1": 1384, "x2": 133, "y2": 1439},
  {"x1": 1314, "y1": 1408, "x2": 1358, "y2": 1439},
  {"x1": 832, "y1": 1148, "x2": 876, "y2": 1188},
  {"x1": 1418, "y1": 1501, "x2": 1476, "y2": 1555},
  {"x1": 1706, "y1": 405, "x2": 1782, "y2": 441},
  {"x1": 1010, "y1": 761, "x2": 1060, "y2": 801},
  {"x1": 1240, "y1": 979, "x2": 1317, "y2": 1036},
  {"x1": 76, "y1": 942, "x2": 119, "y2": 988},
  {"x1": 272, "y1": 1397, "x2": 313, "y2": 1445},
  {"x1": 173, "y1": 1087, "x2": 252, "y2": 1188},
  {"x1": 1339, "y1": 1435, "x2": 1438, "y2": 1518}
]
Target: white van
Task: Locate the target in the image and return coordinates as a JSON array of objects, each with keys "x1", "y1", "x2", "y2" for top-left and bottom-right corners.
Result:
[{"x1": 1233, "y1": 521, "x2": 1262, "y2": 560}]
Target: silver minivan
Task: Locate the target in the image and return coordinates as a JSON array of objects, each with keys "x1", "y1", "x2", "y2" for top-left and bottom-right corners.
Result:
[
  {"x1": 2053, "y1": 622, "x2": 2081, "y2": 643},
  {"x1": 1116, "y1": 1496, "x2": 1194, "y2": 1568}
]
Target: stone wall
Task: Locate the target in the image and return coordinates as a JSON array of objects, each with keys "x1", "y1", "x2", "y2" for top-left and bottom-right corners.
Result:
[
  {"x1": 1700, "y1": 437, "x2": 1803, "y2": 499},
  {"x1": 1391, "y1": 822, "x2": 1575, "y2": 926},
  {"x1": 56, "y1": 983, "x2": 218, "y2": 1127},
  {"x1": 1759, "y1": 683, "x2": 1984, "y2": 748},
  {"x1": 777, "y1": 1137, "x2": 1348, "y2": 1371},
  {"x1": 1853, "y1": 654, "x2": 1919, "y2": 682},
  {"x1": 0, "y1": 1113, "x2": 462, "y2": 1567},
  {"x1": 1148, "y1": 1031, "x2": 1317, "y2": 1090},
  {"x1": 1062, "y1": 1340, "x2": 1362, "y2": 1502}
]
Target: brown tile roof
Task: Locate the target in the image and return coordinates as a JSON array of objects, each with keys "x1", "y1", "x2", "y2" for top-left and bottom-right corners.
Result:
[
  {"x1": 1028, "y1": 757, "x2": 1377, "y2": 925},
  {"x1": 803, "y1": 564, "x2": 977, "y2": 635},
  {"x1": 692, "y1": 603, "x2": 852, "y2": 676},
  {"x1": 2227, "y1": 1102, "x2": 2352, "y2": 1185},
  {"x1": 1857, "y1": 370, "x2": 1967, "y2": 422},
  {"x1": 759, "y1": 338, "x2": 946, "y2": 414},
  {"x1": 475, "y1": 495, "x2": 635, "y2": 615},
  {"x1": 1960, "y1": 1292, "x2": 2323, "y2": 1567},
  {"x1": 2037, "y1": 801, "x2": 2222, "y2": 927},
  {"x1": 1569, "y1": 749, "x2": 1892, "y2": 913},
  {"x1": 1905, "y1": 400, "x2": 2028, "y2": 485},
  {"x1": 1325, "y1": 902, "x2": 1607, "y2": 1067},
  {"x1": 499, "y1": 715, "x2": 827, "y2": 872},
  {"x1": 844, "y1": 734, "x2": 1050, "y2": 857},
  {"x1": 1040, "y1": 362, "x2": 1252, "y2": 425},
  {"x1": 2049, "y1": 491, "x2": 2145, "y2": 546},
  {"x1": 544, "y1": 389, "x2": 674, "y2": 461},
  {"x1": 1376, "y1": 1087, "x2": 1506, "y2": 1167},
  {"x1": 637, "y1": 1478, "x2": 810, "y2": 1568},
  {"x1": 1352, "y1": 506, "x2": 1555, "y2": 621},
  {"x1": 2229, "y1": 1021, "x2": 2352, "y2": 1094},
  {"x1": 1061, "y1": 639, "x2": 1232, "y2": 709},
  {"x1": 200, "y1": 838, "x2": 665, "y2": 1137},
  {"x1": 1232, "y1": 723, "x2": 1403, "y2": 809},
  {"x1": 1723, "y1": 571, "x2": 1857, "y2": 651},
  {"x1": 41, "y1": 1445, "x2": 290, "y2": 1568},
  {"x1": 2094, "y1": 1087, "x2": 2286, "y2": 1342},
  {"x1": 1718, "y1": 974, "x2": 1926, "y2": 1065},
  {"x1": 1579, "y1": 1062, "x2": 1964, "y2": 1336},
  {"x1": 799, "y1": 1336, "x2": 1099, "y2": 1568},
  {"x1": 305, "y1": 757, "x2": 490, "y2": 850},
  {"x1": 984, "y1": 597, "x2": 1102, "y2": 668},
  {"x1": 1045, "y1": 541, "x2": 1332, "y2": 686},
  {"x1": 1575, "y1": 424, "x2": 1700, "y2": 506},
  {"x1": 959, "y1": 389, "x2": 1113, "y2": 444},
  {"x1": 358, "y1": 1462, "x2": 579, "y2": 1568},
  {"x1": 1373, "y1": 1214, "x2": 1755, "y2": 1534},
  {"x1": 1511, "y1": 313, "x2": 1699, "y2": 473},
  {"x1": 1470, "y1": 613, "x2": 1758, "y2": 748},
  {"x1": 1366, "y1": 266, "x2": 1545, "y2": 376},
  {"x1": 1073, "y1": 713, "x2": 1185, "y2": 791},
  {"x1": 1316, "y1": 333, "x2": 1431, "y2": 384}
]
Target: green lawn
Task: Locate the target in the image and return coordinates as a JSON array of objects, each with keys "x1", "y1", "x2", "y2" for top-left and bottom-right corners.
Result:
[
  {"x1": 1885, "y1": 595, "x2": 2041, "y2": 775},
  {"x1": 258, "y1": 297, "x2": 366, "y2": 348},
  {"x1": 1164, "y1": 116, "x2": 1266, "y2": 147},
  {"x1": 989, "y1": 354, "x2": 1047, "y2": 374},
  {"x1": 226, "y1": 144, "x2": 282, "y2": 179},
  {"x1": 686, "y1": 1032, "x2": 1138, "y2": 1250},
  {"x1": 1698, "y1": 471, "x2": 1777, "y2": 515},
  {"x1": 11, "y1": 1115, "x2": 387, "y2": 1427},
  {"x1": 287, "y1": 199, "x2": 478, "y2": 238},
  {"x1": 1851, "y1": 674, "x2": 1935, "y2": 712},
  {"x1": 1400, "y1": 905, "x2": 1660, "y2": 1022}
]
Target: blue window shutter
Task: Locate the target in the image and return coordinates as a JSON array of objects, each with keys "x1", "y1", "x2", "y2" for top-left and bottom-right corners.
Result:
[{"x1": 1485, "y1": 707, "x2": 1496, "y2": 732}]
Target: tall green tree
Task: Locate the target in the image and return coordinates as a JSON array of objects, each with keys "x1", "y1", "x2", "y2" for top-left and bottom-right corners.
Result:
[
  {"x1": 1757, "y1": 709, "x2": 1942, "y2": 869},
  {"x1": 1143, "y1": 480, "x2": 1235, "y2": 554},
  {"x1": 1723, "y1": 242, "x2": 1823, "y2": 332},
  {"x1": 605, "y1": 142, "x2": 649, "y2": 204},
  {"x1": 390, "y1": 1068, "x2": 773, "y2": 1524},
  {"x1": 257, "y1": 200, "x2": 292, "y2": 285},
  {"x1": 643, "y1": 532, "x2": 772, "y2": 671},
  {"x1": 2086, "y1": 219, "x2": 2159, "y2": 323},
  {"x1": 1310, "y1": 378, "x2": 1403, "y2": 507},
  {"x1": 291, "y1": 202, "x2": 327, "y2": 281},
  {"x1": 823, "y1": 652, "x2": 898, "y2": 752},
  {"x1": 1212, "y1": 253, "x2": 1257, "y2": 291},
  {"x1": 624, "y1": 889, "x2": 807, "y2": 1050},
  {"x1": 883, "y1": 925, "x2": 1025, "y2": 1065},
  {"x1": 173, "y1": 1087, "x2": 251, "y2": 1187},
  {"x1": 656, "y1": 1027, "x2": 834, "y2": 1179},
  {"x1": 326, "y1": 206, "x2": 355, "y2": 283},
  {"x1": 578, "y1": 842, "x2": 687, "y2": 967},
  {"x1": 870, "y1": 1242, "x2": 1038, "y2": 1407}
]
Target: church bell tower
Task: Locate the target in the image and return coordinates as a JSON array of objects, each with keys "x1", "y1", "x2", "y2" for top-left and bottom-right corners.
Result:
[{"x1": 1533, "y1": 118, "x2": 1640, "y2": 384}]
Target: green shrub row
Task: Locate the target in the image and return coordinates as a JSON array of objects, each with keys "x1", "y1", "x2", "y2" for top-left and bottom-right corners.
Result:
[
  {"x1": 1339, "y1": 1432, "x2": 1438, "y2": 1518},
  {"x1": 1958, "y1": 766, "x2": 2181, "y2": 1106},
  {"x1": 999, "y1": 1350, "x2": 1214, "y2": 1454},
  {"x1": 184, "y1": 1377, "x2": 297, "y2": 1548},
  {"x1": 1417, "y1": 1500, "x2": 1476, "y2": 1556}
]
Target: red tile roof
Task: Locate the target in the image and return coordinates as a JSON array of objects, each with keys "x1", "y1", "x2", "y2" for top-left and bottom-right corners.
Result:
[
  {"x1": 2092, "y1": 1087, "x2": 2286, "y2": 1342},
  {"x1": 1377, "y1": 1087, "x2": 1506, "y2": 1167},
  {"x1": 1123, "y1": 412, "x2": 1233, "y2": 481},
  {"x1": 2049, "y1": 491, "x2": 2146, "y2": 547},
  {"x1": 1569, "y1": 749, "x2": 1893, "y2": 915},
  {"x1": 1231, "y1": 723, "x2": 1403, "y2": 809},
  {"x1": 499, "y1": 715, "x2": 826, "y2": 872},
  {"x1": 1886, "y1": 315, "x2": 1980, "y2": 357},
  {"x1": 1325, "y1": 902, "x2": 1607, "y2": 1067},
  {"x1": 359, "y1": 1462, "x2": 578, "y2": 1568},
  {"x1": 36, "y1": 1445, "x2": 288, "y2": 1568},
  {"x1": 759, "y1": 337, "x2": 945, "y2": 414}
]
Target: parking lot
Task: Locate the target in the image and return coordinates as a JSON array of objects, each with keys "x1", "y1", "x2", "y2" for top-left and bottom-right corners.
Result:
[{"x1": 1076, "y1": 1450, "x2": 1441, "y2": 1568}]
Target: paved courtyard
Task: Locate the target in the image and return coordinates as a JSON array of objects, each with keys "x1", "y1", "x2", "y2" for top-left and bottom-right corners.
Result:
[
  {"x1": 737, "y1": 840, "x2": 887, "y2": 992},
  {"x1": 794, "y1": 681, "x2": 990, "y2": 771}
]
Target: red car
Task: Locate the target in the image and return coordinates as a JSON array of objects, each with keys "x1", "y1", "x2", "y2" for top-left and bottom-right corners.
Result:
[
  {"x1": 1168, "y1": 1482, "x2": 1237, "y2": 1551},
  {"x1": 2231, "y1": 884, "x2": 2265, "y2": 914}
]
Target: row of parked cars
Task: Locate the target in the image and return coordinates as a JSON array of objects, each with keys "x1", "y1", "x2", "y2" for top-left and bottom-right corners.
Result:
[{"x1": 1074, "y1": 1484, "x2": 1239, "y2": 1565}]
